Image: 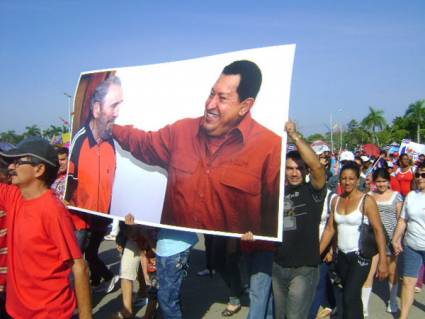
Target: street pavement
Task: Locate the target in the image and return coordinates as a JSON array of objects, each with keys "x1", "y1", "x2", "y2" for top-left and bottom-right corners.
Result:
[{"x1": 92, "y1": 235, "x2": 425, "y2": 319}]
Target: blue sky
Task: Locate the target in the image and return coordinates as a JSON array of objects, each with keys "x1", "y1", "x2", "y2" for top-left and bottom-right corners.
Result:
[{"x1": 1, "y1": 0, "x2": 424, "y2": 136}]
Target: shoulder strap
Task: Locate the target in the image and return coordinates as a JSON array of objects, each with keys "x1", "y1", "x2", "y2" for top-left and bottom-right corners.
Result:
[{"x1": 360, "y1": 194, "x2": 368, "y2": 223}]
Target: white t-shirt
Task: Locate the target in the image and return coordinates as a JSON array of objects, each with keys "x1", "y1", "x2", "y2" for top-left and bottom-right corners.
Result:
[{"x1": 401, "y1": 190, "x2": 425, "y2": 251}]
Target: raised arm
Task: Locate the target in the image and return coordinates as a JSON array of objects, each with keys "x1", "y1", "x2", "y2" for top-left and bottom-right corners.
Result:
[{"x1": 285, "y1": 121, "x2": 326, "y2": 190}]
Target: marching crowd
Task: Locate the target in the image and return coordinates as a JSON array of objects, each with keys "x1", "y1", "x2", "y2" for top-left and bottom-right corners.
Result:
[
  {"x1": 1, "y1": 129, "x2": 425, "y2": 319},
  {"x1": 0, "y1": 60, "x2": 424, "y2": 319}
]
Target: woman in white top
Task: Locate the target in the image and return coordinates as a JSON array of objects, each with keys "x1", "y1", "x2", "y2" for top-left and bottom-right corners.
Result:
[
  {"x1": 320, "y1": 161, "x2": 388, "y2": 319},
  {"x1": 392, "y1": 162, "x2": 425, "y2": 319},
  {"x1": 362, "y1": 168, "x2": 403, "y2": 315}
]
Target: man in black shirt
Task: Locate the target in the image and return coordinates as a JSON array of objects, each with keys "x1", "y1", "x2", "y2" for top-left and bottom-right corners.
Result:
[{"x1": 273, "y1": 121, "x2": 326, "y2": 319}]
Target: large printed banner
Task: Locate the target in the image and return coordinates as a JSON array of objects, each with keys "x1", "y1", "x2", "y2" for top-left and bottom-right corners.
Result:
[
  {"x1": 65, "y1": 45, "x2": 295, "y2": 241},
  {"x1": 399, "y1": 139, "x2": 425, "y2": 161}
]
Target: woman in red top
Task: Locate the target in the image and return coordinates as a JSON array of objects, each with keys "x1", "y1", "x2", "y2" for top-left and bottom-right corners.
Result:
[{"x1": 395, "y1": 153, "x2": 415, "y2": 198}]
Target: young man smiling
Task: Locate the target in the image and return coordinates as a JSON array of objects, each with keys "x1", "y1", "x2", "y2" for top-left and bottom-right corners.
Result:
[{"x1": 0, "y1": 137, "x2": 92, "y2": 319}]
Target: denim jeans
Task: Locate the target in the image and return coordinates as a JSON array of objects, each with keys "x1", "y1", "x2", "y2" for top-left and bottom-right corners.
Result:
[
  {"x1": 75, "y1": 229, "x2": 89, "y2": 253},
  {"x1": 157, "y1": 249, "x2": 190, "y2": 319},
  {"x1": 245, "y1": 251, "x2": 274, "y2": 319},
  {"x1": 272, "y1": 263, "x2": 319, "y2": 319},
  {"x1": 308, "y1": 262, "x2": 336, "y2": 319}
]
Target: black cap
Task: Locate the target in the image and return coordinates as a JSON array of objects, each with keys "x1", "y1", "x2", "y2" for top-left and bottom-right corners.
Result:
[{"x1": 0, "y1": 136, "x2": 58, "y2": 167}]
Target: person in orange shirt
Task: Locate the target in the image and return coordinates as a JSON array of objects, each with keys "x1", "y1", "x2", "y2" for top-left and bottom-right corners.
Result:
[{"x1": 66, "y1": 75, "x2": 123, "y2": 292}]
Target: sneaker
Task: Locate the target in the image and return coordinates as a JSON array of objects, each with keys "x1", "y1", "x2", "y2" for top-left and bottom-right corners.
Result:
[
  {"x1": 133, "y1": 296, "x2": 148, "y2": 308},
  {"x1": 386, "y1": 302, "x2": 399, "y2": 313},
  {"x1": 196, "y1": 269, "x2": 215, "y2": 276},
  {"x1": 105, "y1": 275, "x2": 120, "y2": 294},
  {"x1": 92, "y1": 282, "x2": 105, "y2": 293},
  {"x1": 104, "y1": 234, "x2": 117, "y2": 241},
  {"x1": 415, "y1": 286, "x2": 422, "y2": 293}
]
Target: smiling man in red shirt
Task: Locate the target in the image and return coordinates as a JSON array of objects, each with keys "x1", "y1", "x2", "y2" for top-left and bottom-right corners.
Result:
[
  {"x1": 113, "y1": 60, "x2": 281, "y2": 237},
  {"x1": 0, "y1": 137, "x2": 92, "y2": 319}
]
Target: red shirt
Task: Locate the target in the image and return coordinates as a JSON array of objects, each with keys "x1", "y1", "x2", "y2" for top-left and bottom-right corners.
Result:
[
  {"x1": 113, "y1": 114, "x2": 281, "y2": 237},
  {"x1": 0, "y1": 205, "x2": 6, "y2": 292},
  {"x1": 0, "y1": 185, "x2": 82, "y2": 319},
  {"x1": 395, "y1": 168, "x2": 414, "y2": 197},
  {"x1": 390, "y1": 175, "x2": 401, "y2": 193}
]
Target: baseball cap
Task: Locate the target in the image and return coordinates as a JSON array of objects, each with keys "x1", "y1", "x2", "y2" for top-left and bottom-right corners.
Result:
[
  {"x1": 0, "y1": 136, "x2": 58, "y2": 167},
  {"x1": 312, "y1": 144, "x2": 330, "y2": 155},
  {"x1": 360, "y1": 155, "x2": 370, "y2": 163},
  {"x1": 387, "y1": 161, "x2": 394, "y2": 168},
  {"x1": 340, "y1": 151, "x2": 354, "y2": 162}
]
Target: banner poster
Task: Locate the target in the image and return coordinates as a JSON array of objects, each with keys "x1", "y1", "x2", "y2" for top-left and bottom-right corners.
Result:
[
  {"x1": 399, "y1": 139, "x2": 425, "y2": 161},
  {"x1": 64, "y1": 44, "x2": 295, "y2": 241}
]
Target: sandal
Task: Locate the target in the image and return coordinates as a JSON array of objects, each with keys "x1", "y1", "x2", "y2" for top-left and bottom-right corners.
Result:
[
  {"x1": 221, "y1": 304, "x2": 241, "y2": 317},
  {"x1": 110, "y1": 310, "x2": 135, "y2": 319}
]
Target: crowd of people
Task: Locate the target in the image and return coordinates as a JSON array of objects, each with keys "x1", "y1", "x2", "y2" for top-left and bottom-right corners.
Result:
[
  {"x1": 0, "y1": 60, "x2": 424, "y2": 319},
  {"x1": 1, "y1": 130, "x2": 425, "y2": 319}
]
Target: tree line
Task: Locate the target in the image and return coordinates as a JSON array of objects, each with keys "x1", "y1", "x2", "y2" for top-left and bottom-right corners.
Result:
[
  {"x1": 0, "y1": 125, "x2": 69, "y2": 145},
  {"x1": 307, "y1": 99, "x2": 425, "y2": 150},
  {"x1": 1, "y1": 99, "x2": 424, "y2": 149}
]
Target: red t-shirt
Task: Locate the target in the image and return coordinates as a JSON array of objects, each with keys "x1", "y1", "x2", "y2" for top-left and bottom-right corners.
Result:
[
  {"x1": 0, "y1": 185, "x2": 82, "y2": 319},
  {"x1": 395, "y1": 168, "x2": 414, "y2": 197},
  {"x1": 390, "y1": 175, "x2": 401, "y2": 193},
  {"x1": 0, "y1": 205, "x2": 6, "y2": 293}
]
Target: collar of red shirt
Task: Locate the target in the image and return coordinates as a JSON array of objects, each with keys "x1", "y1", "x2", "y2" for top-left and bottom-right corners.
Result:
[{"x1": 197, "y1": 112, "x2": 254, "y2": 145}]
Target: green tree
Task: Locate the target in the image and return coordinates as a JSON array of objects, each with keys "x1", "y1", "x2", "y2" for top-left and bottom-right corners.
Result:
[
  {"x1": 405, "y1": 99, "x2": 425, "y2": 143},
  {"x1": 361, "y1": 106, "x2": 386, "y2": 145},
  {"x1": 344, "y1": 119, "x2": 370, "y2": 148},
  {"x1": 43, "y1": 125, "x2": 63, "y2": 140},
  {"x1": 306, "y1": 133, "x2": 326, "y2": 143},
  {"x1": 0, "y1": 130, "x2": 22, "y2": 144},
  {"x1": 23, "y1": 125, "x2": 42, "y2": 138}
]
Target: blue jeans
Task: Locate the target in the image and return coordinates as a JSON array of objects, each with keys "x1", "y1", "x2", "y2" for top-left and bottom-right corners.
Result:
[
  {"x1": 309, "y1": 262, "x2": 335, "y2": 319},
  {"x1": 157, "y1": 249, "x2": 190, "y2": 319},
  {"x1": 75, "y1": 229, "x2": 89, "y2": 252},
  {"x1": 272, "y1": 263, "x2": 319, "y2": 319},
  {"x1": 245, "y1": 251, "x2": 274, "y2": 319}
]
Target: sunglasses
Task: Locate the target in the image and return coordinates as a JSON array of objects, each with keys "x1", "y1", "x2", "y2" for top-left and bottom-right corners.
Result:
[
  {"x1": 415, "y1": 172, "x2": 425, "y2": 178},
  {"x1": 12, "y1": 158, "x2": 40, "y2": 167}
]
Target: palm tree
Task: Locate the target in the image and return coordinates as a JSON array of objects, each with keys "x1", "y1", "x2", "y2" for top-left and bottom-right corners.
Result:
[
  {"x1": 0, "y1": 130, "x2": 22, "y2": 144},
  {"x1": 43, "y1": 125, "x2": 63, "y2": 139},
  {"x1": 361, "y1": 106, "x2": 386, "y2": 145},
  {"x1": 405, "y1": 99, "x2": 425, "y2": 143},
  {"x1": 23, "y1": 125, "x2": 41, "y2": 138}
]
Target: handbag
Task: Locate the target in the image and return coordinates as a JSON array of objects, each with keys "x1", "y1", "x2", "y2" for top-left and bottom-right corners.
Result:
[{"x1": 358, "y1": 194, "x2": 379, "y2": 259}]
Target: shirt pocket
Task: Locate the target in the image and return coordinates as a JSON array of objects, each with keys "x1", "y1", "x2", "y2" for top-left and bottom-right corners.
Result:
[
  {"x1": 220, "y1": 167, "x2": 260, "y2": 195},
  {"x1": 169, "y1": 155, "x2": 199, "y2": 175}
]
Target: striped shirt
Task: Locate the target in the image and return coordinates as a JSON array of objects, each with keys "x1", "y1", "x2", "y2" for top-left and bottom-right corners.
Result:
[{"x1": 375, "y1": 192, "x2": 403, "y2": 240}]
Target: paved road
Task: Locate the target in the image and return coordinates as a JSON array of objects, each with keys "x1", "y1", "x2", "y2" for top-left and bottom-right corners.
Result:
[{"x1": 92, "y1": 235, "x2": 425, "y2": 319}]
